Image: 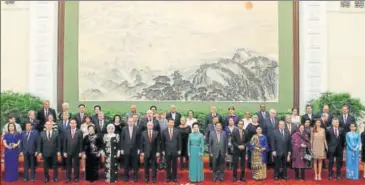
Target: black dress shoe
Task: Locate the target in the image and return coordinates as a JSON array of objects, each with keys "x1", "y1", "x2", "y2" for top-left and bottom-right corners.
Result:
[
  {"x1": 66, "y1": 179, "x2": 71, "y2": 183},
  {"x1": 145, "y1": 178, "x2": 149, "y2": 183},
  {"x1": 24, "y1": 178, "x2": 29, "y2": 182},
  {"x1": 240, "y1": 177, "x2": 246, "y2": 182},
  {"x1": 173, "y1": 179, "x2": 177, "y2": 182},
  {"x1": 134, "y1": 177, "x2": 138, "y2": 182},
  {"x1": 283, "y1": 177, "x2": 288, "y2": 180},
  {"x1": 30, "y1": 178, "x2": 35, "y2": 182},
  {"x1": 44, "y1": 178, "x2": 50, "y2": 183},
  {"x1": 166, "y1": 179, "x2": 171, "y2": 182},
  {"x1": 74, "y1": 178, "x2": 79, "y2": 182},
  {"x1": 152, "y1": 178, "x2": 156, "y2": 183},
  {"x1": 213, "y1": 178, "x2": 217, "y2": 182},
  {"x1": 233, "y1": 177, "x2": 237, "y2": 182},
  {"x1": 336, "y1": 176, "x2": 341, "y2": 180},
  {"x1": 274, "y1": 177, "x2": 279, "y2": 180},
  {"x1": 219, "y1": 178, "x2": 224, "y2": 182},
  {"x1": 53, "y1": 178, "x2": 59, "y2": 182},
  {"x1": 328, "y1": 176, "x2": 332, "y2": 180}
]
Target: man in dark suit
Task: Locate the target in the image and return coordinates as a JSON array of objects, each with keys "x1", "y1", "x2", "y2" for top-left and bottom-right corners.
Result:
[
  {"x1": 319, "y1": 113, "x2": 330, "y2": 128},
  {"x1": 63, "y1": 119, "x2": 83, "y2": 183},
  {"x1": 36, "y1": 100, "x2": 57, "y2": 131},
  {"x1": 141, "y1": 121, "x2": 160, "y2": 183},
  {"x1": 91, "y1": 105, "x2": 101, "y2": 124},
  {"x1": 271, "y1": 121, "x2": 291, "y2": 180},
  {"x1": 161, "y1": 119, "x2": 181, "y2": 182},
  {"x1": 95, "y1": 112, "x2": 108, "y2": 136},
  {"x1": 231, "y1": 120, "x2": 249, "y2": 182},
  {"x1": 339, "y1": 105, "x2": 356, "y2": 132},
  {"x1": 27, "y1": 110, "x2": 40, "y2": 132},
  {"x1": 20, "y1": 122, "x2": 39, "y2": 182},
  {"x1": 74, "y1": 104, "x2": 87, "y2": 129},
  {"x1": 205, "y1": 106, "x2": 224, "y2": 126},
  {"x1": 263, "y1": 108, "x2": 279, "y2": 167},
  {"x1": 138, "y1": 110, "x2": 160, "y2": 134},
  {"x1": 315, "y1": 105, "x2": 333, "y2": 126},
  {"x1": 256, "y1": 104, "x2": 269, "y2": 125},
  {"x1": 165, "y1": 105, "x2": 182, "y2": 128},
  {"x1": 301, "y1": 104, "x2": 314, "y2": 126},
  {"x1": 284, "y1": 115, "x2": 298, "y2": 135},
  {"x1": 37, "y1": 121, "x2": 61, "y2": 183},
  {"x1": 326, "y1": 118, "x2": 345, "y2": 180},
  {"x1": 120, "y1": 117, "x2": 140, "y2": 182},
  {"x1": 57, "y1": 112, "x2": 70, "y2": 170},
  {"x1": 209, "y1": 122, "x2": 228, "y2": 182},
  {"x1": 205, "y1": 116, "x2": 219, "y2": 170}
]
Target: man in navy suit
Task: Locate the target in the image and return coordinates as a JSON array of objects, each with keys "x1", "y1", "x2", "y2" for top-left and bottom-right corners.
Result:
[
  {"x1": 339, "y1": 105, "x2": 356, "y2": 132},
  {"x1": 20, "y1": 122, "x2": 39, "y2": 182}
]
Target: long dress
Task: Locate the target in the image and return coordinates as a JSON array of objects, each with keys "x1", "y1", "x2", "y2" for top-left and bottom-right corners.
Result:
[
  {"x1": 103, "y1": 134, "x2": 120, "y2": 183},
  {"x1": 246, "y1": 123, "x2": 259, "y2": 168},
  {"x1": 249, "y1": 134, "x2": 268, "y2": 180},
  {"x1": 225, "y1": 126, "x2": 237, "y2": 164},
  {"x1": 83, "y1": 133, "x2": 102, "y2": 182},
  {"x1": 179, "y1": 126, "x2": 192, "y2": 158},
  {"x1": 346, "y1": 131, "x2": 361, "y2": 180},
  {"x1": 3, "y1": 133, "x2": 21, "y2": 182},
  {"x1": 188, "y1": 132, "x2": 204, "y2": 182},
  {"x1": 291, "y1": 132, "x2": 311, "y2": 168}
]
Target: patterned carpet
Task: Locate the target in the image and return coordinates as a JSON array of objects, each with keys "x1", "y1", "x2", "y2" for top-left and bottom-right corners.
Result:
[{"x1": 1, "y1": 157, "x2": 365, "y2": 185}]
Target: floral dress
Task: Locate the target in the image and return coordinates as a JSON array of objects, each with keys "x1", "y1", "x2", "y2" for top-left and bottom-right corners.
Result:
[{"x1": 103, "y1": 134, "x2": 120, "y2": 183}]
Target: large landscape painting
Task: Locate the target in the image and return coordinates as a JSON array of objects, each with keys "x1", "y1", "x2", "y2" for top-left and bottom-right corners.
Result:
[{"x1": 78, "y1": 1, "x2": 279, "y2": 102}]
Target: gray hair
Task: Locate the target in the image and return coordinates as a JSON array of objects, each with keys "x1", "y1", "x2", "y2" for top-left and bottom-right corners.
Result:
[
  {"x1": 107, "y1": 124, "x2": 115, "y2": 131},
  {"x1": 62, "y1": 102, "x2": 69, "y2": 108},
  {"x1": 28, "y1": 110, "x2": 36, "y2": 116}
]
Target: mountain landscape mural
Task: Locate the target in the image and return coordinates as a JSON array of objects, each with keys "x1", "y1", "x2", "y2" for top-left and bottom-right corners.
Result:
[{"x1": 80, "y1": 49, "x2": 279, "y2": 102}]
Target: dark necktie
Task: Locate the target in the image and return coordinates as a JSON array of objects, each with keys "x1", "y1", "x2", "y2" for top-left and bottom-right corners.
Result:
[
  {"x1": 344, "y1": 115, "x2": 347, "y2": 123},
  {"x1": 240, "y1": 129, "x2": 243, "y2": 140},
  {"x1": 281, "y1": 130, "x2": 284, "y2": 137},
  {"x1": 27, "y1": 132, "x2": 31, "y2": 141},
  {"x1": 271, "y1": 118, "x2": 275, "y2": 126},
  {"x1": 335, "y1": 128, "x2": 339, "y2": 137},
  {"x1": 48, "y1": 132, "x2": 51, "y2": 140},
  {"x1": 169, "y1": 128, "x2": 173, "y2": 140},
  {"x1": 149, "y1": 130, "x2": 152, "y2": 142},
  {"x1": 72, "y1": 129, "x2": 75, "y2": 139}
]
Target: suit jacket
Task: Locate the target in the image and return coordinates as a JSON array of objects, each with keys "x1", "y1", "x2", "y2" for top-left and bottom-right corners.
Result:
[
  {"x1": 270, "y1": 129, "x2": 291, "y2": 156},
  {"x1": 120, "y1": 126, "x2": 140, "y2": 155},
  {"x1": 255, "y1": 111, "x2": 269, "y2": 124},
  {"x1": 20, "y1": 130, "x2": 38, "y2": 154},
  {"x1": 263, "y1": 117, "x2": 279, "y2": 137},
  {"x1": 94, "y1": 119, "x2": 108, "y2": 135},
  {"x1": 326, "y1": 127, "x2": 345, "y2": 153},
  {"x1": 231, "y1": 128, "x2": 249, "y2": 154},
  {"x1": 36, "y1": 108, "x2": 57, "y2": 125},
  {"x1": 301, "y1": 114, "x2": 314, "y2": 126},
  {"x1": 209, "y1": 130, "x2": 228, "y2": 158},
  {"x1": 285, "y1": 123, "x2": 298, "y2": 135},
  {"x1": 338, "y1": 114, "x2": 356, "y2": 132},
  {"x1": 141, "y1": 130, "x2": 160, "y2": 158},
  {"x1": 58, "y1": 112, "x2": 72, "y2": 122},
  {"x1": 63, "y1": 128, "x2": 83, "y2": 155},
  {"x1": 166, "y1": 112, "x2": 182, "y2": 127},
  {"x1": 315, "y1": 112, "x2": 333, "y2": 126},
  {"x1": 37, "y1": 130, "x2": 60, "y2": 157},
  {"x1": 137, "y1": 117, "x2": 160, "y2": 135},
  {"x1": 161, "y1": 128, "x2": 181, "y2": 156},
  {"x1": 204, "y1": 123, "x2": 216, "y2": 143},
  {"x1": 91, "y1": 114, "x2": 99, "y2": 124},
  {"x1": 74, "y1": 112, "x2": 87, "y2": 128},
  {"x1": 28, "y1": 119, "x2": 41, "y2": 132},
  {"x1": 205, "y1": 113, "x2": 224, "y2": 126}
]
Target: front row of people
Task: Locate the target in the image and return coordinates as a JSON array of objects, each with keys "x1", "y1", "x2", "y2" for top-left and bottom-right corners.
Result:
[{"x1": 2, "y1": 119, "x2": 365, "y2": 183}]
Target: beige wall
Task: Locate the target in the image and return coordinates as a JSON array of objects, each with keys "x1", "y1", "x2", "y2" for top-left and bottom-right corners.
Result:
[
  {"x1": 0, "y1": 2, "x2": 30, "y2": 92},
  {"x1": 327, "y1": 12, "x2": 365, "y2": 104}
]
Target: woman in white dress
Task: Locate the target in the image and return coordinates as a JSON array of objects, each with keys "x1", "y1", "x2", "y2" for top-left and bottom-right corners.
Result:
[
  {"x1": 291, "y1": 108, "x2": 301, "y2": 126},
  {"x1": 242, "y1": 111, "x2": 252, "y2": 129},
  {"x1": 186, "y1": 110, "x2": 198, "y2": 128}
]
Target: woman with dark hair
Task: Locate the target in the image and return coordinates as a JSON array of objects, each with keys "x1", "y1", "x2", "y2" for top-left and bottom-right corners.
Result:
[
  {"x1": 112, "y1": 114, "x2": 125, "y2": 135},
  {"x1": 311, "y1": 119, "x2": 327, "y2": 180},
  {"x1": 3, "y1": 122, "x2": 21, "y2": 182},
  {"x1": 80, "y1": 116, "x2": 94, "y2": 137},
  {"x1": 291, "y1": 108, "x2": 301, "y2": 126},
  {"x1": 246, "y1": 115, "x2": 260, "y2": 169},
  {"x1": 291, "y1": 124, "x2": 311, "y2": 180},
  {"x1": 361, "y1": 127, "x2": 365, "y2": 179},
  {"x1": 225, "y1": 117, "x2": 237, "y2": 168},
  {"x1": 303, "y1": 119, "x2": 312, "y2": 137},
  {"x1": 248, "y1": 126, "x2": 268, "y2": 181},
  {"x1": 179, "y1": 117, "x2": 192, "y2": 169},
  {"x1": 186, "y1": 110, "x2": 197, "y2": 128},
  {"x1": 346, "y1": 123, "x2": 361, "y2": 180},
  {"x1": 188, "y1": 122, "x2": 204, "y2": 183},
  {"x1": 83, "y1": 125, "x2": 103, "y2": 182}
]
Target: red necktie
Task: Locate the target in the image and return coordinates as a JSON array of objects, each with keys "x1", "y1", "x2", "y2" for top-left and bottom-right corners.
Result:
[{"x1": 169, "y1": 129, "x2": 173, "y2": 140}]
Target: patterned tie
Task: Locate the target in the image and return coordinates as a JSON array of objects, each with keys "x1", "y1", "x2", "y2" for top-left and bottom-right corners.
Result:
[{"x1": 169, "y1": 128, "x2": 173, "y2": 140}]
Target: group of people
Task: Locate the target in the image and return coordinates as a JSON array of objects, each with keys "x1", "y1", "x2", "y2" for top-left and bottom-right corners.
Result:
[{"x1": 2, "y1": 101, "x2": 365, "y2": 183}]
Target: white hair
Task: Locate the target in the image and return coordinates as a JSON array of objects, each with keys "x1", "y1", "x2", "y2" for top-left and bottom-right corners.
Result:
[
  {"x1": 28, "y1": 110, "x2": 36, "y2": 116},
  {"x1": 62, "y1": 102, "x2": 69, "y2": 108}
]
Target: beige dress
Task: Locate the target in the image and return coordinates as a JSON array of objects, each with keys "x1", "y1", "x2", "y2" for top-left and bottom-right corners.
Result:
[{"x1": 311, "y1": 128, "x2": 327, "y2": 159}]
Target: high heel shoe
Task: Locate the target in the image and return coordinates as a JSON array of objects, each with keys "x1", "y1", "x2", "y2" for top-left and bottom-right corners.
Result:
[
  {"x1": 318, "y1": 176, "x2": 322, "y2": 180},
  {"x1": 315, "y1": 175, "x2": 318, "y2": 180}
]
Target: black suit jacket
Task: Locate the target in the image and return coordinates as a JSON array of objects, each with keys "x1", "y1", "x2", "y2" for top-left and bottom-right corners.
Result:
[
  {"x1": 141, "y1": 130, "x2": 160, "y2": 158},
  {"x1": 166, "y1": 112, "x2": 182, "y2": 127},
  {"x1": 138, "y1": 117, "x2": 160, "y2": 134},
  {"x1": 205, "y1": 113, "x2": 223, "y2": 126},
  {"x1": 301, "y1": 114, "x2": 314, "y2": 126},
  {"x1": 28, "y1": 119, "x2": 41, "y2": 133},
  {"x1": 204, "y1": 123, "x2": 216, "y2": 143},
  {"x1": 270, "y1": 129, "x2": 291, "y2": 156},
  {"x1": 285, "y1": 123, "x2": 298, "y2": 135},
  {"x1": 94, "y1": 119, "x2": 108, "y2": 136},
  {"x1": 338, "y1": 114, "x2": 356, "y2": 132},
  {"x1": 161, "y1": 128, "x2": 181, "y2": 156},
  {"x1": 58, "y1": 112, "x2": 72, "y2": 122},
  {"x1": 63, "y1": 129, "x2": 83, "y2": 155},
  {"x1": 263, "y1": 117, "x2": 279, "y2": 137},
  {"x1": 231, "y1": 129, "x2": 249, "y2": 154},
  {"x1": 37, "y1": 108, "x2": 57, "y2": 124},
  {"x1": 120, "y1": 126, "x2": 140, "y2": 155},
  {"x1": 315, "y1": 112, "x2": 333, "y2": 126},
  {"x1": 20, "y1": 130, "x2": 38, "y2": 154},
  {"x1": 74, "y1": 112, "x2": 87, "y2": 128},
  {"x1": 326, "y1": 127, "x2": 345, "y2": 153},
  {"x1": 255, "y1": 111, "x2": 269, "y2": 124},
  {"x1": 37, "y1": 130, "x2": 60, "y2": 157}
]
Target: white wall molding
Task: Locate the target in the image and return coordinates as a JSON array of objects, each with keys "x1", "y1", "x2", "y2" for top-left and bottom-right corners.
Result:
[
  {"x1": 28, "y1": 1, "x2": 59, "y2": 109},
  {"x1": 299, "y1": 1, "x2": 328, "y2": 113}
]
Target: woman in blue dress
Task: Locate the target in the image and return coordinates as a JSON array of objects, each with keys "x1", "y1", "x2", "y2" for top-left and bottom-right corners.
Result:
[
  {"x1": 346, "y1": 123, "x2": 361, "y2": 180},
  {"x1": 248, "y1": 126, "x2": 269, "y2": 181},
  {"x1": 3, "y1": 122, "x2": 22, "y2": 182},
  {"x1": 188, "y1": 122, "x2": 204, "y2": 183}
]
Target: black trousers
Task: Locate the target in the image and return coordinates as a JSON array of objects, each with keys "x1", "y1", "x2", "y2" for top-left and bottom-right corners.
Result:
[
  {"x1": 209, "y1": 155, "x2": 213, "y2": 169},
  {"x1": 233, "y1": 151, "x2": 246, "y2": 178},
  {"x1": 274, "y1": 154, "x2": 287, "y2": 178},
  {"x1": 212, "y1": 154, "x2": 225, "y2": 179},
  {"x1": 165, "y1": 154, "x2": 178, "y2": 180},
  {"x1": 328, "y1": 149, "x2": 343, "y2": 177},
  {"x1": 124, "y1": 154, "x2": 138, "y2": 179},
  {"x1": 144, "y1": 155, "x2": 157, "y2": 179},
  {"x1": 66, "y1": 154, "x2": 80, "y2": 180},
  {"x1": 24, "y1": 153, "x2": 36, "y2": 179},
  {"x1": 247, "y1": 150, "x2": 252, "y2": 169},
  {"x1": 294, "y1": 168, "x2": 305, "y2": 179},
  {"x1": 43, "y1": 156, "x2": 58, "y2": 180}
]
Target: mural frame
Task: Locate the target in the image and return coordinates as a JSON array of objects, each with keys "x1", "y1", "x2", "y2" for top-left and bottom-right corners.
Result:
[{"x1": 57, "y1": 1, "x2": 300, "y2": 113}]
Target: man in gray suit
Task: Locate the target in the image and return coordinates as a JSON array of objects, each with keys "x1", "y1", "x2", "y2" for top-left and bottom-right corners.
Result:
[
  {"x1": 284, "y1": 115, "x2": 298, "y2": 135},
  {"x1": 209, "y1": 122, "x2": 228, "y2": 182}
]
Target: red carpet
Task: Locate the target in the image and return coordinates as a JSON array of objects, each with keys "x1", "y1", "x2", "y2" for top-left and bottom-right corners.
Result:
[{"x1": 1, "y1": 157, "x2": 365, "y2": 185}]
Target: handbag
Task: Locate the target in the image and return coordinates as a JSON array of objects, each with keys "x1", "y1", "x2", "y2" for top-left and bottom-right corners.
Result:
[{"x1": 304, "y1": 148, "x2": 313, "y2": 162}]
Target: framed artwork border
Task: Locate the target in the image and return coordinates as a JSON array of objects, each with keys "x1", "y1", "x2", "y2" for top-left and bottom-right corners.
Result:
[{"x1": 57, "y1": 1, "x2": 300, "y2": 113}]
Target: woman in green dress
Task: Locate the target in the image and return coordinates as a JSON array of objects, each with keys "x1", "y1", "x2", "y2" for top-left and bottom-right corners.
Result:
[{"x1": 188, "y1": 122, "x2": 205, "y2": 182}]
